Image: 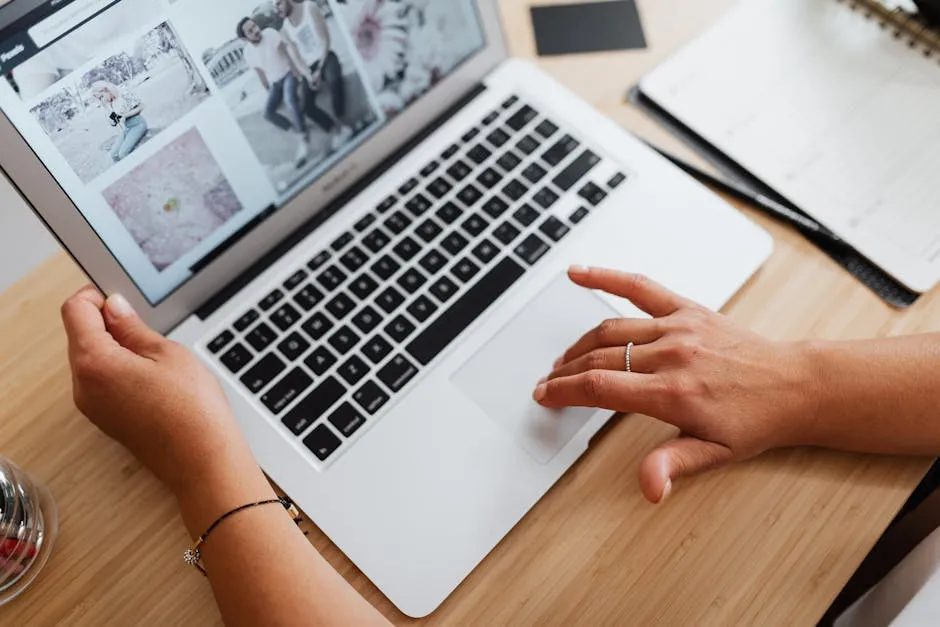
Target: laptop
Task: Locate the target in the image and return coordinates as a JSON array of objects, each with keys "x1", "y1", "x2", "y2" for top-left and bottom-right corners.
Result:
[{"x1": 0, "y1": 0, "x2": 773, "y2": 616}]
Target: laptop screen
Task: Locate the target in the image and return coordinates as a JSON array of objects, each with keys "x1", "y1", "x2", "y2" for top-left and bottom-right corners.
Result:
[{"x1": 0, "y1": 0, "x2": 485, "y2": 303}]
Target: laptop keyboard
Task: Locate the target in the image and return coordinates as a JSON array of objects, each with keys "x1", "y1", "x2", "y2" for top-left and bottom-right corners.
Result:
[{"x1": 206, "y1": 95, "x2": 628, "y2": 465}]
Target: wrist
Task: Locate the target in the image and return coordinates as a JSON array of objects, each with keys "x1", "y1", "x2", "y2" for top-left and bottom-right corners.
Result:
[{"x1": 782, "y1": 339, "x2": 829, "y2": 448}]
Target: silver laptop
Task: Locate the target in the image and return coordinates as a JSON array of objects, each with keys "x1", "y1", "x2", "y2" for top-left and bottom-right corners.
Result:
[{"x1": 0, "y1": 0, "x2": 773, "y2": 616}]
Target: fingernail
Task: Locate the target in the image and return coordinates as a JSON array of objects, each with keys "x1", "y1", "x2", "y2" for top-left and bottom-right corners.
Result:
[
  {"x1": 660, "y1": 479, "x2": 673, "y2": 504},
  {"x1": 537, "y1": 376, "x2": 547, "y2": 385},
  {"x1": 106, "y1": 294, "x2": 135, "y2": 318},
  {"x1": 553, "y1": 355, "x2": 564, "y2": 368},
  {"x1": 569, "y1": 265, "x2": 588, "y2": 274},
  {"x1": 533, "y1": 384, "x2": 547, "y2": 402}
]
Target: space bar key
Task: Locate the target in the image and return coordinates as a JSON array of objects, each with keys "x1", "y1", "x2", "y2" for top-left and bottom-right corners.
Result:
[{"x1": 406, "y1": 257, "x2": 526, "y2": 366}]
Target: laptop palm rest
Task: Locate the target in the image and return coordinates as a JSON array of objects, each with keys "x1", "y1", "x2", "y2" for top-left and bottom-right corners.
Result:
[{"x1": 452, "y1": 274, "x2": 620, "y2": 464}]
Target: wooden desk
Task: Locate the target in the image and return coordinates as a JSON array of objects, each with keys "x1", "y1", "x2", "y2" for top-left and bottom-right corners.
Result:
[{"x1": 1, "y1": 1, "x2": 936, "y2": 624}]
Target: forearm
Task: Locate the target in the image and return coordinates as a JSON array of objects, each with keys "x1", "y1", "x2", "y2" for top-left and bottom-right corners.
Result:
[
  {"x1": 176, "y1": 449, "x2": 387, "y2": 626},
  {"x1": 798, "y1": 334, "x2": 940, "y2": 455}
]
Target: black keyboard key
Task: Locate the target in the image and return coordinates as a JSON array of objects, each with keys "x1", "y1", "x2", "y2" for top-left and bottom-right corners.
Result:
[
  {"x1": 477, "y1": 167, "x2": 502, "y2": 189},
  {"x1": 436, "y1": 202, "x2": 463, "y2": 224},
  {"x1": 419, "y1": 249, "x2": 448, "y2": 275},
  {"x1": 317, "y1": 265, "x2": 347, "y2": 292},
  {"x1": 246, "y1": 323, "x2": 278, "y2": 351},
  {"x1": 516, "y1": 135, "x2": 539, "y2": 155},
  {"x1": 399, "y1": 177, "x2": 418, "y2": 195},
  {"x1": 354, "y1": 213, "x2": 377, "y2": 232},
  {"x1": 405, "y1": 194, "x2": 432, "y2": 217},
  {"x1": 442, "y1": 144, "x2": 459, "y2": 160},
  {"x1": 515, "y1": 234, "x2": 551, "y2": 265},
  {"x1": 430, "y1": 276, "x2": 459, "y2": 303},
  {"x1": 294, "y1": 284, "x2": 324, "y2": 311},
  {"x1": 540, "y1": 216, "x2": 571, "y2": 242},
  {"x1": 428, "y1": 177, "x2": 452, "y2": 199},
  {"x1": 328, "y1": 402, "x2": 366, "y2": 438},
  {"x1": 331, "y1": 232, "x2": 354, "y2": 252},
  {"x1": 220, "y1": 343, "x2": 252, "y2": 374},
  {"x1": 513, "y1": 203, "x2": 540, "y2": 227},
  {"x1": 452, "y1": 257, "x2": 481, "y2": 283},
  {"x1": 467, "y1": 144, "x2": 492, "y2": 164},
  {"x1": 208, "y1": 330, "x2": 234, "y2": 354},
  {"x1": 494, "y1": 221, "x2": 522, "y2": 246},
  {"x1": 416, "y1": 219, "x2": 443, "y2": 243},
  {"x1": 502, "y1": 180, "x2": 528, "y2": 202},
  {"x1": 579, "y1": 182, "x2": 608, "y2": 206},
  {"x1": 420, "y1": 160, "x2": 440, "y2": 177},
  {"x1": 441, "y1": 231, "x2": 469, "y2": 255},
  {"x1": 535, "y1": 119, "x2": 559, "y2": 139},
  {"x1": 533, "y1": 187, "x2": 560, "y2": 210},
  {"x1": 407, "y1": 295, "x2": 438, "y2": 323},
  {"x1": 502, "y1": 95, "x2": 519, "y2": 109},
  {"x1": 384, "y1": 211, "x2": 412, "y2": 235},
  {"x1": 385, "y1": 315, "x2": 417, "y2": 343},
  {"x1": 522, "y1": 162, "x2": 547, "y2": 183},
  {"x1": 377, "y1": 354, "x2": 419, "y2": 392},
  {"x1": 608, "y1": 172, "x2": 626, "y2": 189},
  {"x1": 570, "y1": 207, "x2": 589, "y2": 224},
  {"x1": 447, "y1": 160, "x2": 472, "y2": 182},
  {"x1": 278, "y1": 332, "x2": 310, "y2": 361},
  {"x1": 233, "y1": 310, "x2": 259, "y2": 332},
  {"x1": 457, "y1": 184, "x2": 484, "y2": 208},
  {"x1": 349, "y1": 274, "x2": 379, "y2": 300},
  {"x1": 482, "y1": 196, "x2": 510, "y2": 219},
  {"x1": 283, "y1": 269, "x2": 308, "y2": 291},
  {"x1": 326, "y1": 293, "x2": 356, "y2": 320},
  {"x1": 305, "y1": 346, "x2": 337, "y2": 375},
  {"x1": 259, "y1": 289, "x2": 284, "y2": 311},
  {"x1": 241, "y1": 353, "x2": 286, "y2": 394},
  {"x1": 362, "y1": 229, "x2": 391, "y2": 253},
  {"x1": 543, "y1": 135, "x2": 580, "y2": 166},
  {"x1": 303, "y1": 425, "x2": 342, "y2": 461},
  {"x1": 352, "y1": 305, "x2": 382, "y2": 334},
  {"x1": 354, "y1": 381, "x2": 390, "y2": 415},
  {"x1": 307, "y1": 251, "x2": 331, "y2": 271},
  {"x1": 506, "y1": 104, "x2": 538, "y2": 131},
  {"x1": 340, "y1": 247, "x2": 369, "y2": 272},
  {"x1": 461, "y1": 214, "x2": 489, "y2": 237},
  {"x1": 338, "y1": 355, "x2": 370, "y2": 385},
  {"x1": 393, "y1": 236, "x2": 421, "y2": 262},
  {"x1": 377, "y1": 195, "x2": 397, "y2": 213},
  {"x1": 408, "y1": 257, "x2": 526, "y2": 365},
  {"x1": 262, "y1": 367, "x2": 313, "y2": 414},
  {"x1": 497, "y1": 151, "x2": 522, "y2": 173},
  {"x1": 271, "y1": 303, "x2": 301, "y2": 331},
  {"x1": 376, "y1": 286, "x2": 406, "y2": 313},
  {"x1": 472, "y1": 239, "x2": 499, "y2": 264},
  {"x1": 328, "y1": 326, "x2": 361, "y2": 355},
  {"x1": 398, "y1": 268, "x2": 427, "y2": 294},
  {"x1": 363, "y1": 335, "x2": 393, "y2": 364},
  {"x1": 371, "y1": 254, "x2": 400, "y2": 280},
  {"x1": 482, "y1": 110, "x2": 500, "y2": 126},
  {"x1": 553, "y1": 150, "x2": 600, "y2": 191},
  {"x1": 461, "y1": 127, "x2": 480, "y2": 142},
  {"x1": 487, "y1": 128, "x2": 511, "y2": 148},
  {"x1": 284, "y1": 376, "x2": 345, "y2": 435},
  {"x1": 301, "y1": 312, "x2": 333, "y2": 341}
]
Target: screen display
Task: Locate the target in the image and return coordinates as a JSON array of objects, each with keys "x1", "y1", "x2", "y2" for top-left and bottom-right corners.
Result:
[{"x1": 0, "y1": 0, "x2": 485, "y2": 303}]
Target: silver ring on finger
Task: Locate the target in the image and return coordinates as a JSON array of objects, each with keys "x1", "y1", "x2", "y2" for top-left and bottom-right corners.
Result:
[{"x1": 625, "y1": 342, "x2": 634, "y2": 373}]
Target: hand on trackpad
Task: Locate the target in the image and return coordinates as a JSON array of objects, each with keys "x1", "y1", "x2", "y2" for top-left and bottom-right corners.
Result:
[{"x1": 451, "y1": 274, "x2": 619, "y2": 463}]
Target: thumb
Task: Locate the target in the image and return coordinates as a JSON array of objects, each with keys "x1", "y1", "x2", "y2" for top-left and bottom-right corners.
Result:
[
  {"x1": 103, "y1": 294, "x2": 166, "y2": 358},
  {"x1": 638, "y1": 436, "x2": 734, "y2": 504}
]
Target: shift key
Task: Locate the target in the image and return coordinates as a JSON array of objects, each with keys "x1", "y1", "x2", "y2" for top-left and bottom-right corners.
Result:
[
  {"x1": 552, "y1": 150, "x2": 600, "y2": 191},
  {"x1": 261, "y1": 368, "x2": 313, "y2": 415}
]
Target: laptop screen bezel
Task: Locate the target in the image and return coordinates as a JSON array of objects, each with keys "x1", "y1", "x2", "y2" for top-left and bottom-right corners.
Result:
[{"x1": 0, "y1": 0, "x2": 507, "y2": 333}]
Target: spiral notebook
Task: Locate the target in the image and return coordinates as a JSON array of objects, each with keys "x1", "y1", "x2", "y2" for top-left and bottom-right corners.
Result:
[{"x1": 636, "y1": 0, "x2": 940, "y2": 301}]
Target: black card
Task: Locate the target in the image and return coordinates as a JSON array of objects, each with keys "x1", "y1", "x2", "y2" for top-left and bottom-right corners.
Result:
[{"x1": 531, "y1": 1, "x2": 647, "y2": 56}]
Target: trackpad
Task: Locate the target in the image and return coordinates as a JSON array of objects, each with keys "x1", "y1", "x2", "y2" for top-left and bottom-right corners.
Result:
[{"x1": 452, "y1": 274, "x2": 619, "y2": 464}]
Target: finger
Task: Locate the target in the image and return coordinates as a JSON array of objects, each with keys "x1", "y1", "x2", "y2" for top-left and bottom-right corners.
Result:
[
  {"x1": 102, "y1": 294, "x2": 167, "y2": 359},
  {"x1": 568, "y1": 266, "x2": 694, "y2": 318},
  {"x1": 533, "y1": 370, "x2": 664, "y2": 416},
  {"x1": 61, "y1": 286, "x2": 115, "y2": 360},
  {"x1": 547, "y1": 343, "x2": 659, "y2": 380},
  {"x1": 556, "y1": 317, "x2": 664, "y2": 367},
  {"x1": 638, "y1": 436, "x2": 734, "y2": 504}
]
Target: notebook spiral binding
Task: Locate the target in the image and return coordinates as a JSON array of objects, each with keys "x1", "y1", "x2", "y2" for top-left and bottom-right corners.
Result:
[{"x1": 837, "y1": 0, "x2": 940, "y2": 59}]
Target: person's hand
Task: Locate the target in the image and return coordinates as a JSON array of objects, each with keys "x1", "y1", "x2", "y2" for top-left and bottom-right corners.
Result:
[
  {"x1": 61, "y1": 287, "x2": 257, "y2": 495},
  {"x1": 308, "y1": 69, "x2": 322, "y2": 91},
  {"x1": 534, "y1": 267, "x2": 817, "y2": 504}
]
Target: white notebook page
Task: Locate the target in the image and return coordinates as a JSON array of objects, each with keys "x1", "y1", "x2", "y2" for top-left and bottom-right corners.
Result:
[{"x1": 640, "y1": 0, "x2": 940, "y2": 292}]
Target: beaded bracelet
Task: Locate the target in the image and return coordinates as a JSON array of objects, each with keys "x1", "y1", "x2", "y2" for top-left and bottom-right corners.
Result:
[{"x1": 183, "y1": 497, "x2": 304, "y2": 575}]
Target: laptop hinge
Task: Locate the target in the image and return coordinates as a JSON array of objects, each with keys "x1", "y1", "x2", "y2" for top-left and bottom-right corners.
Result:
[{"x1": 195, "y1": 82, "x2": 488, "y2": 320}]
